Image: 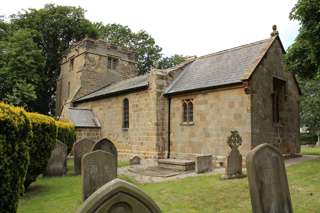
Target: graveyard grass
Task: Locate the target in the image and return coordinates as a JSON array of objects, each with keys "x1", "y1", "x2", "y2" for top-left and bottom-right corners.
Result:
[
  {"x1": 18, "y1": 158, "x2": 320, "y2": 213},
  {"x1": 301, "y1": 146, "x2": 320, "y2": 155}
]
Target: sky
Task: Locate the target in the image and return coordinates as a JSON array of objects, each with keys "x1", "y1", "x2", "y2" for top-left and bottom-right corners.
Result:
[{"x1": 0, "y1": 0, "x2": 300, "y2": 57}]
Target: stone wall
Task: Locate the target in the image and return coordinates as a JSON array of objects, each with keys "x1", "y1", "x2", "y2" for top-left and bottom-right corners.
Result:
[
  {"x1": 75, "y1": 127, "x2": 101, "y2": 142},
  {"x1": 250, "y1": 38, "x2": 300, "y2": 154},
  {"x1": 56, "y1": 38, "x2": 138, "y2": 116},
  {"x1": 169, "y1": 86, "x2": 252, "y2": 159}
]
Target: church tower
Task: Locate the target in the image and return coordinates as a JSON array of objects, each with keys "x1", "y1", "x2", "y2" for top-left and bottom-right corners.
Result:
[{"x1": 56, "y1": 38, "x2": 138, "y2": 116}]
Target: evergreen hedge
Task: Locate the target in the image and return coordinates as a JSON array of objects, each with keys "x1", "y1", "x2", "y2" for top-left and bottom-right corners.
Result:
[
  {"x1": 55, "y1": 120, "x2": 76, "y2": 154},
  {"x1": 24, "y1": 112, "x2": 57, "y2": 189},
  {"x1": 0, "y1": 103, "x2": 31, "y2": 213}
]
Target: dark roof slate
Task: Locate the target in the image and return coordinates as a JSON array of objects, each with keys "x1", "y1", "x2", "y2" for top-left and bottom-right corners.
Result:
[
  {"x1": 165, "y1": 38, "x2": 273, "y2": 95},
  {"x1": 75, "y1": 74, "x2": 149, "y2": 102},
  {"x1": 68, "y1": 108, "x2": 101, "y2": 128}
]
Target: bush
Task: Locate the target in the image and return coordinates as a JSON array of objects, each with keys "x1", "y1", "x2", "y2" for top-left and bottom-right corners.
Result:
[
  {"x1": 300, "y1": 133, "x2": 318, "y2": 145},
  {"x1": 24, "y1": 112, "x2": 57, "y2": 189},
  {"x1": 55, "y1": 120, "x2": 76, "y2": 154},
  {"x1": 0, "y1": 103, "x2": 31, "y2": 213}
]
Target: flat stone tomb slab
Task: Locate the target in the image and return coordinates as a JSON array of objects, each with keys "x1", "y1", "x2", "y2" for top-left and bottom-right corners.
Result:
[
  {"x1": 129, "y1": 166, "x2": 185, "y2": 177},
  {"x1": 158, "y1": 159, "x2": 195, "y2": 171}
]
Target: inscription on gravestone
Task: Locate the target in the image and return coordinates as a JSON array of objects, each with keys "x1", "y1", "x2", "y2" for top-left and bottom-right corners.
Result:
[
  {"x1": 77, "y1": 178, "x2": 161, "y2": 213},
  {"x1": 82, "y1": 150, "x2": 117, "y2": 201},
  {"x1": 92, "y1": 138, "x2": 118, "y2": 168},
  {"x1": 246, "y1": 143, "x2": 293, "y2": 213},
  {"x1": 73, "y1": 138, "x2": 95, "y2": 175},
  {"x1": 44, "y1": 140, "x2": 67, "y2": 176}
]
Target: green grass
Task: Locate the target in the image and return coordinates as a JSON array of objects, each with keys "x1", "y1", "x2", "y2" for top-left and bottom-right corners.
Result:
[
  {"x1": 301, "y1": 146, "x2": 320, "y2": 155},
  {"x1": 18, "y1": 159, "x2": 320, "y2": 213}
]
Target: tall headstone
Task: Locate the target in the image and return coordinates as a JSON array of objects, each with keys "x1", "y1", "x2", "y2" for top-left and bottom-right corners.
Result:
[
  {"x1": 44, "y1": 140, "x2": 67, "y2": 176},
  {"x1": 82, "y1": 150, "x2": 117, "y2": 201},
  {"x1": 246, "y1": 143, "x2": 293, "y2": 213},
  {"x1": 223, "y1": 130, "x2": 244, "y2": 179},
  {"x1": 77, "y1": 178, "x2": 161, "y2": 213},
  {"x1": 74, "y1": 138, "x2": 95, "y2": 175},
  {"x1": 91, "y1": 138, "x2": 118, "y2": 168},
  {"x1": 195, "y1": 155, "x2": 213, "y2": 173}
]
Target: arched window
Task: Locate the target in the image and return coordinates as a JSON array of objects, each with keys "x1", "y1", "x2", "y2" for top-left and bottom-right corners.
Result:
[
  {"x1": 182, "y1": 99, "x2": 194, "y2": 124},
  {"x1": 123, "y1": 98, "x2": 129, "y2": 129}
]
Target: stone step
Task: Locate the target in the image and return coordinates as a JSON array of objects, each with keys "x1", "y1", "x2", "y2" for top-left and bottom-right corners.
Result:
[{"x1": 158, "y1": 159, "x2": 195, "y2": 171}]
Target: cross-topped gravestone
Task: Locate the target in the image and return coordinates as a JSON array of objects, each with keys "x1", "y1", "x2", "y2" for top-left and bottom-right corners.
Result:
[
  {"x1": 77, "y1": 178, "x2": 161, "y2": 213},
  {"x1": 246, "y1": 143, "x2": 293, "y2": 213},
  {"x1": 44, "y1": 140, "x2": 67, "y2": 176},
  {"x1": 91, "y1": 138, "x2": 117, "y2": 168},
  {"x1": 74, "y1": 138, "x2": 96, "y2": 175},
  {"x1": 82, "y1": 150, "x2": 117, "y2": 201},
  {"x1": 223, "y1": 130, "x2": 244, "y2": 179}
]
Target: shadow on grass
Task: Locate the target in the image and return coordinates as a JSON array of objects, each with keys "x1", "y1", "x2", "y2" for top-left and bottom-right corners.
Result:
[{"x1": 24, "y1": 184, "x2": 49, "y2": 197}]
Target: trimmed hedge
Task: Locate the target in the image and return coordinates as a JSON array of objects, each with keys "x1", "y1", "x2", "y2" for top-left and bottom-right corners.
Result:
[
  {"x1": 24, "y1": 112, "x2": 57, "y2": 189},
  {"x1": 0, "y1": 103, "x2": 31, "y2": 213},
  {"x1": 55, "y1": 120, "x2": 75, "y2": 154}
]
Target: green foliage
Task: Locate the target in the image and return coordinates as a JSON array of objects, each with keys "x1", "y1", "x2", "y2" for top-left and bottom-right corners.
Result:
[
  {"x1": 55, "y1": 120, "x2": 76, "y2": 154},
  {"x1": 0, "y1": 102, "x2": 31, "y2": 213},
  {"x1": 96, "y1": 23, "x2": 162, "y2": 74},
  {"x1": 24, "y1": 112, "x2": 57, "y2": 189},
  {"x1": 299, "y1": 77, "x2": 320, "y2": 131},
  {"x1": 157, "y1": 54, "x2": 187, "y2": 69},
  {"x1": 0, "y1": 29, "x2": 44, "y2": 109},
  {"x1": 10, "y1": 4, "x2": 99, "y2": 114},
  {"x1": 286, "y1": 0, "x2": 320, "y2": 78},
  {"x1": 300, "y1": 133, "x2": 318, "y2": 145}
]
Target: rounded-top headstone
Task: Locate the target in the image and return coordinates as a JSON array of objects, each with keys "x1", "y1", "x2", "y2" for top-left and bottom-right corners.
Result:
[
  {"x1": 77, "y1": 178, "x2": 161, "y2": 213},
  {"x1": 92, "y1": 138, "x2": 117, "y2": 167},
  {"x1": 246, "y1": 143, "x2": 293, "y2": 213},
  {"x1": 73, "y1": 138, "x2": 96, "y2": 175}
]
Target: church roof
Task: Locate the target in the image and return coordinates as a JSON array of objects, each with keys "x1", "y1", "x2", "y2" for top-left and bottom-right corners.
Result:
[
  {"x1": 74, "y1": 74, "x2": 149, "y2": 103},
  {"x1": 68, "y1": 108, "x2": 101, "y2": 128},
  {"x1": 164, "y1": 37, "x2": 275, "y2": 95}
]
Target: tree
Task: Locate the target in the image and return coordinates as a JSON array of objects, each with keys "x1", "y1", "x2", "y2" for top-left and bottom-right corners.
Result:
[
  {"x1": 10, "y1": 4, "x2": 98, "y2": 114},
  {"x1": 299, "y1": 76, "x2": 320, "y2": 143},
  {"x1": 286, "y1": 0, "x2": 320, "y2": 79},
  {"x1": 96, "y1": 23, "x2": 162, "y2": 74},
  {"x1": 0, "y1": 29, "x2": 44, "y2": 109},
  {"x1": 157, "y1": 54, "x2": 187, "y2": 69},
  {"x1": 286, "y1": 0, "x2": 320, "y2": 136}
]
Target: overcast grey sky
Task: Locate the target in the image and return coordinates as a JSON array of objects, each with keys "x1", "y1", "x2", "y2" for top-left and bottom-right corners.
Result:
[{"x1": 0, "y1": 0, "x2": 300, "y2": 57}]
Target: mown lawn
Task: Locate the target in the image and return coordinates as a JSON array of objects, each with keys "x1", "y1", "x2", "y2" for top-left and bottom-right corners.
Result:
[
  {"x1": 301, "y1": 146, "x2": 320, "y2": 155},
  {"x1": 18, "y1": 159, "x2": 320, "y2": 213}
]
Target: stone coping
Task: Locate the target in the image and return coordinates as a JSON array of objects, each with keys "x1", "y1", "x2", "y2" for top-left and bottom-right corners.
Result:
[{"x1": 158, "y1": 159, "x2": 195, "y2": 165}]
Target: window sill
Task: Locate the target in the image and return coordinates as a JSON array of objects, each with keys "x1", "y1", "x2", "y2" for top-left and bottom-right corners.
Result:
[
  {"x1": 122, "y1": 128, "x2": 129, "y2": 132},
  {"x1": 180, "y1": 122, "x2": 194, "y2": 126}
]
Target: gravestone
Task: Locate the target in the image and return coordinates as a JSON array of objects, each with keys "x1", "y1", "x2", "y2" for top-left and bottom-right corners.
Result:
[
  {"x1": 74, "y1": 138, "x2": 96, "y2": 175},
  {"x1": 246, "y1": 143, "x2": 293, "y2": 213},
  {"x1": 223, "y1": 130, "x2": 244, "y2": 179},
  {"x1": 130, "y1": 156, "x2": 141, "y2": 165},
  {"x1": 195, "y1": 155, "x2": 213, "y2": 173},
  {"x1": 77, "y1": 178, "x2": 161, "y2": 213},
  {"x1": 82, "y1": 150, "x2": 117, "y2": 201},
  {"x1": 44, "y1": 140, "x2": 67, "y2": 176},
  {"x1": 91, "y1": 138, "x2": 117, "y2": 168}
]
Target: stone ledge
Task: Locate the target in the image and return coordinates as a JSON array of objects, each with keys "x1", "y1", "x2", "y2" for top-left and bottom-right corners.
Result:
[{"x1": 158, "y1": 159, "x2": 195, "y2": 171}]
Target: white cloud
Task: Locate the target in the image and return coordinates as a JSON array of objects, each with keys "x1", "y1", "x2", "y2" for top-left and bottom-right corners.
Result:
[{"x1": 0, "y1": 0, "x2": 299, "y2": 56}]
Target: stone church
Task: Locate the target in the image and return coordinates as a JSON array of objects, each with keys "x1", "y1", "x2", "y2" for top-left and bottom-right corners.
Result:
[{"x1": 57, "y1": 26, "x2": 301, "y2": 160}]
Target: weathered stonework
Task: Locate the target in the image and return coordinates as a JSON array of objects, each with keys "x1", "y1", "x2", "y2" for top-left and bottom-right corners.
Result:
[
  {"x1": 250, "y1": 39, "x2": 300, "y2": 154},
  {"x1": 170, "y1": 86, "x2": 252, "y2": 158},
  {"x1": 75, "y1": 127, "x2": 101, "y2": 142}
]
